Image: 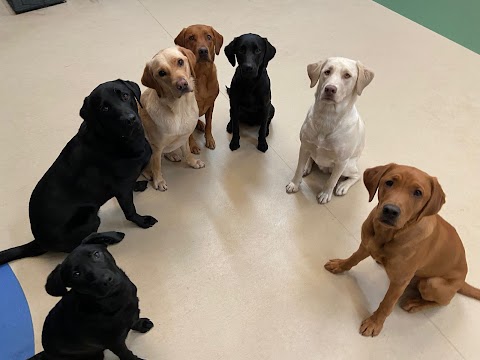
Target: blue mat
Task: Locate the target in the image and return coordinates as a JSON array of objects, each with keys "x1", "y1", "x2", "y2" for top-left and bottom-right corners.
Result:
[{"x1": 0, "y1": 264, "x2": 35, "y2": 359}]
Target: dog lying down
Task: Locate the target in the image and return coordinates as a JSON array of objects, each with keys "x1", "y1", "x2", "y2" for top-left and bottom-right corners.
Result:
[
  {"x1": 325, "y1": 164, "x2": 480, "y2": 336},
  {"x1": 28, "y1": 232, "x2": 153, "y2": 360},
  {"x1": 287, "y1": 57, "x2": 374, "y2": 203},
  {"x1": 0, "y1": 80, "x2": 157, "y2": 266}
]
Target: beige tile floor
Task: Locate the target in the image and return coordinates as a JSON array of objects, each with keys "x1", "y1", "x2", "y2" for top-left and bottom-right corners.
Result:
[{"x1": 1, "y1": 0, "x2": 480, "y2": 359}]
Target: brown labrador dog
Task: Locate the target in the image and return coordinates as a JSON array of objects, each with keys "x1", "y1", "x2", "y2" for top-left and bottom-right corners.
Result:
[
  {"x1": 174, "y1": 24, "x2": 224, "y2": 154},
  {"x1": 325, "y1": 164, "x2": 480, "y2": 337}
]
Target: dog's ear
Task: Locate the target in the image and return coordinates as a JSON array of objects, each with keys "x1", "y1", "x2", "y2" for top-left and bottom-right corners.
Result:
[
  {"x1": 82, "y1": 231, "x2": 125, "y2": 246},
  {"x1": 141, "y1": 61, "x2": 164, "y2": 98},
  {"x1": 262, "y1": 38, "x2": 276, "y2": 68},
  {"x1": 416, "y1": 177, "x2": 446, "y2": 221},
  {"x1": 363, "y1": 163, "x2": 395, "y2": 202},
  {"x1": 355, "y1": 61, "x2": 374, "y2": 96},
  {"x1": 178, "y1": 46, "x2": 197, "y2": 78},
  {"x1": 174, "y1": 28, "x2": 187, "y2": 48},
  {"x1": 211, "y1": 26, "x2": 224, "y2": 55},
  {"x1": 118, "y1": 79, "x2": 142, "y2": 108},
  {"x1": 224, "y1": 37, "x2": 237, "y2": 67},
  {"x1": 307, "y1": 60, "x2": 326, "y2": 88},
  {"x1": 45, "y1": 264, "x2": 68, "y2": 297},
  {"x1": 79, "y1": 96, "x2": 91, "y2": 121}
]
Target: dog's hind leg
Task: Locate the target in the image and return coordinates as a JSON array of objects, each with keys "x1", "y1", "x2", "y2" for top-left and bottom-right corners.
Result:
[
  {"x1": 335, "y1": 160, "x2": 361, "y2": 196},
  {"x1": 109, "y1": 341, "x2": 142, "y2": 360},
  {"x1": 303, "y1": 157, "x2": 314, "y2": 177},
  {"x1": 132, "y1": 318, "x2": 154, "y2": 333},
  {"x1": 401, "y1": 277, "x2": 459, "y2": 313}
]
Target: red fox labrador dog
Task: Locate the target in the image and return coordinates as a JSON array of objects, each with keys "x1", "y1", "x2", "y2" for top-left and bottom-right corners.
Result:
[
  {"x1": 174, "y1": 24, "x2": 224, "y2": 154},
  {"x1": 325, "y1": 164, "x2": 480, "y2": 336}
]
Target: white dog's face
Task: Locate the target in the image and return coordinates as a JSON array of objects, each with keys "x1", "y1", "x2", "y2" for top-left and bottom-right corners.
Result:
[{"x1": 307, "y1": 57, "x2": 374, "y2": 104}]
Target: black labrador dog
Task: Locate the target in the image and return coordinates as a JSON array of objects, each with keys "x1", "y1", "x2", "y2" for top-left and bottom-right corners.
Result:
[
  {"x1": 0, "y1": 80, "x2": 157, "y2": 265},
  {"x1": 28, "y1": 232, "x2": 153, "y2": 360},
  {"x1": 225, "y1": 33, "x2": 276, "y2": 152}
]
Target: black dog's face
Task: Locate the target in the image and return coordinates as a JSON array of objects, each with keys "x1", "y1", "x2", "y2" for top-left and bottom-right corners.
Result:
[
  {"x1": 60, "y1": 244, "x2": 121, "y2": 298},
  {"x1": 80, "y1": 80, "x2": 144, "y2": 142},
  {"x1": 45, "y1": 232, "x2": 125, "y2": 298},
  {"x1": 224, "y1": 34, "x2": 276, "y2": 79}
]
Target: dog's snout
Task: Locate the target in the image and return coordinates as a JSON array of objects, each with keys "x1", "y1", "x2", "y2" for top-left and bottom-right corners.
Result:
[
  {"x1": 176, "y1": 78, "x2": 189, "y2": 91},
  {"x1": 383, "y1": 204, "x2": 400, "y2": 218},
  {"x1": 199, "y1": 47, "x2": 209, "y2": 56},
  {"x1": 324, "y1": 85, "x2": 337, "y2": 95}
]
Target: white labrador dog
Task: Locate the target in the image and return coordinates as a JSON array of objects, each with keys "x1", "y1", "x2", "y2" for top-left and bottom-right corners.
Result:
[
  {"x1": 139, "y1": 46, "x2": 205, "y2": 191},
  {"x1": 286, "y1": 57, "x2": 374, "y2": 203}
]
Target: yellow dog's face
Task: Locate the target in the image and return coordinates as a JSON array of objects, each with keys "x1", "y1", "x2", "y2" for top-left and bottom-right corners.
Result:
[
  {"x1": 363, "y1": 164, "x2": 445, "y2": 229},
  {"x1": 141, "y1": 46, "x2": 196, "y2": 99}
]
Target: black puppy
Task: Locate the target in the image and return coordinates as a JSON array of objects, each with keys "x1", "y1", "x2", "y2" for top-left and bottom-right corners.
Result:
[
  {"x1": 225, "y1": 33, "x2": 276, "y2": 152},
  {"x1": 28, "y1": 232, "x2": 153, "y2": 360},
  {"x1": 0, "y1": 80, "x2": 157, "y2": 265}
]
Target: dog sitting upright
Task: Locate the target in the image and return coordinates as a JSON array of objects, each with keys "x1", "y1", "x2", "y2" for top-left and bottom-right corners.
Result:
[
  {"x1": 0, "y1": 80, "x2": 157, "y2": 265},
  {"x1": 174, "y1": 24, "x2": 224, "y2": 154},
  {"x1": 140, "y1": 46, "x2": 205, "y2": 191},
  {"x1": 286, "y1": 57, "x2": 374, "y2": 203},
  {"x1": 225, "y1": 33, "x2": 276, "y2": 152},
  {"x1": 28, "y1": 232, "x2": 153, "y2": 360},
  {"x1": 325, "y1": 164, "x2": 480, "y2": 337}
]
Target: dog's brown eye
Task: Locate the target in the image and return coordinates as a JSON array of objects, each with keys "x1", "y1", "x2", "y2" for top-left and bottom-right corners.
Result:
[
  {"x1": 254, "y1": 48, "x2": 261, "y2": 54},
  {"x1": 414, "y1": 190, "x2": 423, "y2": 197},
  {"x1": 121, "y1": 93, "x2": 130, "y2": 101},
  {"x1": 158, "y1": 70, "x2": 167, "y2": 77},
  {"x1": 344, "y1": 73, "x2": 351, "y2": 79},
  {"x1": 207, "y1": 34, "x2": 212, "y2": 41},
  {"x1": 178, "y1": 59, "x2": 184, "y2": 66},
  {"x1": 92, "y1": 251, "x2": 101, "y2": 259},
  {"x1": 189, "y1": 35, "x2": 195, "y2": 41},
  {"x1": 73, "y1": 271, "x2": 81, "y2": 278},
  {"x1": 385, "y1": 180, "x2": 394, "y2": 187},
  {"x1": 238, "y1": 48, "x2": 246, "y2": 54},
  {"x1": 101, "y1": 105, "x2": 109, "y2": 112},
  {"x1": 324, "y1": 70, "x2": 331, "y2": 76}
]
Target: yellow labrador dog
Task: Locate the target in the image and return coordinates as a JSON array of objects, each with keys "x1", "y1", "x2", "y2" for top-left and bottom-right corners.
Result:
[
  {"x1": 286, "y1": 57, "x2": 374, "y2": 203},
  {"x1": 140, "y1": 46, "x2": 205, "y2": 191}
]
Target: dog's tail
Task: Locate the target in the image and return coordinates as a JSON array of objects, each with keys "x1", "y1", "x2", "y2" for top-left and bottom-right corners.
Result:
[
  {"x1": 0, "y1": 240, "x2": 46, "y2": 266},
  {"x1": 27, "y1": 351, "x2": 45, "y2": 360},
  {"x1": 458, "y1": 282, "x2": 480, "y2": 300}
]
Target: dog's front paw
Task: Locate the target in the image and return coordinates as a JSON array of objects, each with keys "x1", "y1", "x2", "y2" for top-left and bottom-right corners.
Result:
[
  {"x1": 205, "y1": 135, "x2": 216, "y2": 150},
  {"x1": 317, "y1": 191, "x2": 332, "y2": 204},
  {"x1": 324, "y1": 259, "x2": 348, "y2": 274},
  {"x1": 164, "y1": 152, "x2": 182, "y2": 162},
  {"x1": 257, "y1": 141, "x2": 268, "y2": 153},
  {"x1": 286, "y1": 182, "x2": 299, "y2": 193},
  {"x1": 188, "y1": 159, "x2": 205, "y2": 169},
  {"x1": 132, "y1": 318, "x2": 154, "y2": 333},
  {"x1": 226, "y1": 121, "x2": 233, "y2": 134},
  {"x1": 229, "y1": 140, "x2": 240, "y2": 151},
  {"x1": 360, "y1": 315, "x2": 384, "y2": 337},
  {"x1": 135, "y1": 215, "x2": 158, "y2": 229},
  {"x1": 134, "y1": 181, "x2": 148, "y2": 192},
  {"x1": 153, "y1": 178, "x2": 167, "y2": 191}
]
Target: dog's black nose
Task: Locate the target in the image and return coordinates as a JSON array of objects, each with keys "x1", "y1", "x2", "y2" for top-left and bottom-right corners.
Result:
[
  {"x1": 383, "y1": 204, "x2": 400, "y2": 218},
  {"x1": 103, "y1": 275, "x2": 113, "y2": 286},
  {"x1": 243, "y1": 64, "x2": 254, "y2": 73},
  {"x1": 199, "y1": 47, "x2": 208, "y2": 56},
  {"x1": 125, "y1": 113, "x2": 136, "y2": 126},
  {"x1": 324, "y1": 85, "x2": 337, "y2": 95}
]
